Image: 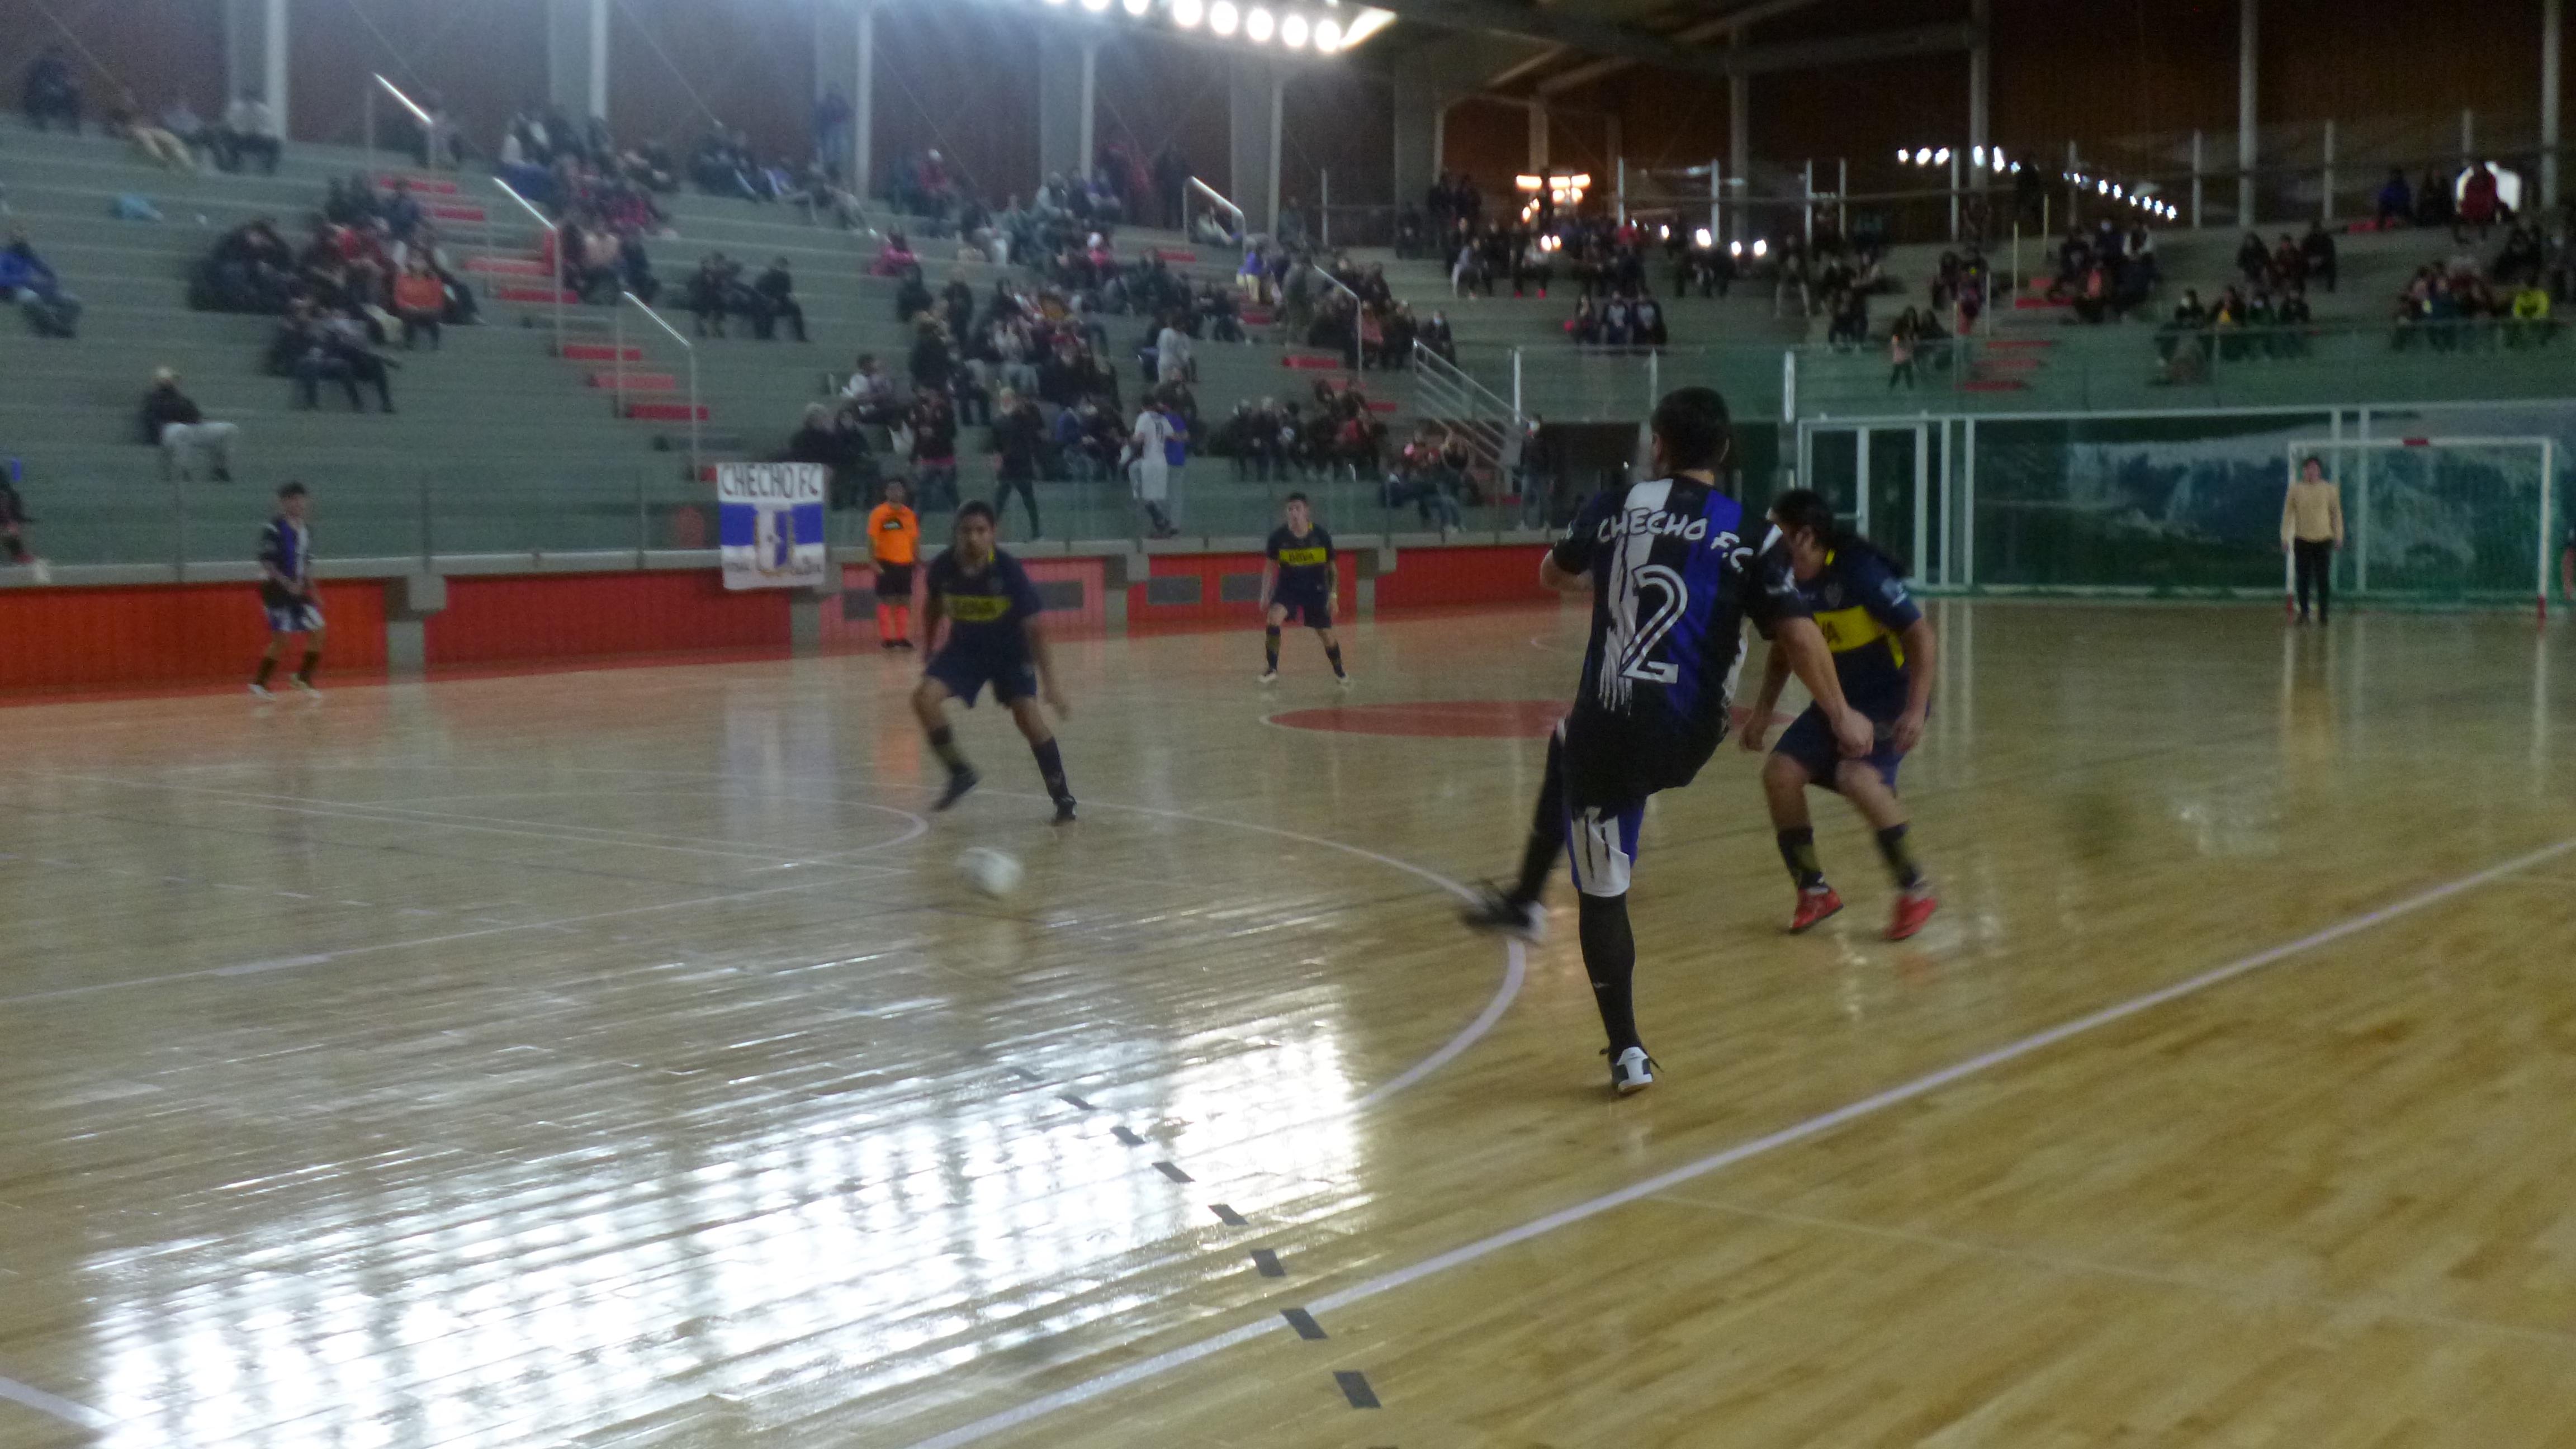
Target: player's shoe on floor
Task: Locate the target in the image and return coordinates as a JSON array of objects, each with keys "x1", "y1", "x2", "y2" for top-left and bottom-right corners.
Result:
[
  {"x1": 1257, "y1": 669, "x2": 1278, "y2": 684},
  {"x1": 1787, "y1": 886, "x2": 1843, "y2": 934},
  {"x1": 1886, "y1": 887, "x2": 1939, "y2": 941},
  {"x1": 1458, "y1": 883, "x2": 1546, "y2": 944},
  {"x1": 1052, "y1": 797, "x2": 1077, "y2": 825},
  {"x1": 1606, "y1": 1045, "x2": 1656, "y2": 1096},
  {"x1": 933, "y1": 768, "x2": 981, "y2": 812},
  {"x1": 247, "y1": 683, "x2": 272, "y2": 699},
  {"x1": 1336, "y1": 674, "x2": 1354, "y2": 690},
  {"x1": 291, "y1": 678, "x2": 319, "y2": 696}
]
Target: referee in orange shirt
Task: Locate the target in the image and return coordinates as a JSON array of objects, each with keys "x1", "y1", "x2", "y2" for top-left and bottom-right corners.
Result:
[{"x1": 866, "y1": 477, "x2": 920, "y2": 650}]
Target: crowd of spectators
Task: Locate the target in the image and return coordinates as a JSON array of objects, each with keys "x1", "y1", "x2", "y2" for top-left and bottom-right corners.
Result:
[{"x1": 1, "y1": 231, "x2": 82, "y2": 338}]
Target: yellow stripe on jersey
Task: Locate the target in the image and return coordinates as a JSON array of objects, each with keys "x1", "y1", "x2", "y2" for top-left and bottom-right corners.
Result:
[
  {"x1": 1812, "y1": 604, "x2": 1906, "y2": 667},
  {"x1": 946, "y1": 595, "x2": 1013, "y2": 623},
  {"x1": 1275, "y1": 547, "x2": 1330, "y2": 567}
]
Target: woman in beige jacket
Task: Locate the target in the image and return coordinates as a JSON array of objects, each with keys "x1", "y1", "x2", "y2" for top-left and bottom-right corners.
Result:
[{"x1": 2282, "y1": 455, "x2": 2345, "y2": 624}]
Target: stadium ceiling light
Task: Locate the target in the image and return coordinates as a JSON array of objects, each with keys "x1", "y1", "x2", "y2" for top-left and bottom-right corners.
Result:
[
  {"x1": 1337, "y1": 7, "x2": 1392, "y2": 47},
  {"x1": 1246, "y1": 6, "x2": 1274, "y2": 40},
  {"x1": 1210, "y1": 0, "x2": 1239, "y2": 35},
  {"x1": 1896, "y1": 148, "x2": 1910, "y2": 164},
  {"x1": 1314, "y1": 16, "x2": 1342, "y2": 49},
  {"x1": 1043, "y1": 0, "x2": 1069, "y2": 7},
  {"x1": 1082, "y1": 0, "x2": 1111, "y2": 11},
  {"x1": 1173, "y1": 0, "x2": 1204, "y2": 25},
  {"x1": 1697, "y1": 227, "x2": 1716, "y2": 248},
  {"x1": 1971, "y1": 145, "x2": 1986, "y2": 165},
  {"x1": 1751, "y1": 238, "x2": 1768, "y2": 258},
  {"x1": 1728, "y1": 239, "x2": 1743, "y2": 256},
  {"x1": 1281, "y1": 12, "x2": 1308, "y2": 45},
  {"x1": 1124, "y1": 0, "x2": 1151, "y2": 12},
  {"x1": 1934, "y1": 147, "x2": 1952, "y2": 164}
]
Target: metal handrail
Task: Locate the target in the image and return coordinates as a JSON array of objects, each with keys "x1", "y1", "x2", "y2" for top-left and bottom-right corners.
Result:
[
  {"x1": 618, "y1": 290, "x2": 701, "y2": 481},
  {"x1": 1412, "y1": 339, "x2": 1528, "y2": 493},
  {"x1": 361, "y1": 73, "x2": 433, "y2": 180},
  {"x1": 1188, "y1": 177, "x2": 1246, "y2": 242},
  {"x1": 492, "y1": 176, "x2": 564, "y2": 353}
]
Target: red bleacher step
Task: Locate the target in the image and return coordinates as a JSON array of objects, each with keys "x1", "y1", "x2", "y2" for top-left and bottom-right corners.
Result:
[
  {"x1": 1969, "y1": 356, "x2": 2045, "y2": 372},
  {"x1": 429, "y1": 202, "x2": 487, "y2": 224},
  {"x1": 465, "y1": 256, "x2": 550, "y2": 277},
  {"x1": 380, "y1": 174, "x2": 461, "y2": 195},
  {"x1": 1282, "y1": 353, "x2": 1348, "y2": 372},
  {"x1": 559, "y1": 343, "x2": 646, "y2": 362},
  {"x1": 1242, "y1": 309, "x2": 1276, "y2": 326},
  {"x1": 590, "y1": 372, "x2": 679, "y2": 391},
  {"x1": 1959, "y1": 379, "x2": 2028, "y2": 392},
  {"x1": 1365, "y1": 399, "x2": 1399, "y2": 414},
  {"x1": 626, "y1": 402, "x2": 711, "y2": 421},
  {"x1": 496, "y1": 286, "x2": 579, "y2": 304},
  {"x1": 2011, "y1": 296, "x2": 2071, "y2": 310},
  {"x1": 1982, "y1": 338, "x2": 2056, "y2": 351},
  {"x1": 1152, "y1": 248, "x2": 1200, "y2": 264}
]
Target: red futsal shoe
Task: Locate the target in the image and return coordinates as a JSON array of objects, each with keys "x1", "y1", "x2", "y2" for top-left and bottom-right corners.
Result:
[
  {"x1": 1788, "y1": 887, "x2": 1843, "y2": 934},
  {"x1": 1887, "y1": 888, "x2": 1939, "y2": 941}
]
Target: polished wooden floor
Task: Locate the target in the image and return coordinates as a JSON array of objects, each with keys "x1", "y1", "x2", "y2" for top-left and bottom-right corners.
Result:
[{"x1": 3, "y1": 602, "x2": 2573, "y2": 1449}]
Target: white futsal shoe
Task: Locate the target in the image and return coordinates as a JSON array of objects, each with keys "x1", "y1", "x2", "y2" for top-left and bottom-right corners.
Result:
[
  {"x1": 1459, "y1": 883, "x2": 1546, "y2": 944},
  {"x1": 1607, "y1": 1046, "x2": 1656, "y2": 1096}
]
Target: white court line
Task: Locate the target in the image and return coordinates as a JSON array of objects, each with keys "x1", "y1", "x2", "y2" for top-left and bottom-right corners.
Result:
[
  {"x1": 0, "y1": 877, "x2": 851, "y2": 1007},
  {"x1": 0, "y1": 1372, "x2": 114, "y2": 1432},
  {"x1": 896, "y1": 832, "x2": 2576, "y2": 1449}
]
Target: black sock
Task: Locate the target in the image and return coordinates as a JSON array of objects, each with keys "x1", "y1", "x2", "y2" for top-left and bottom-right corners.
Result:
[
  {"x1": 1777, "y1": 827, "x2": 1826, "y2": 891},
  {"x1": 296, "y1": 650, "x2": 320, "y2": 684},
  {"x1": 1874, "y1": 824, "x2": 1924, "y2": 891},
  {"x1": 253, "y1": 655, "x2": 277, "y2": 687},
  {"x1": 1578, "y1": 892, "x2": 1641, "y2": 1053},
  {"x1": 927, "y1": 725, "x2": 969, "y2": 774},
  {"x1": 1031, "y1": 736, "x2": 1071, "y2": 803},
  {"x1": 1324, "y1": 642, "x2": 1345, "y2": 678},
  {"x1": 1509, "y1": 733, "x2": 1568, "y2": 905},
  {"x1": 1264, "y1": 626, "x2": 1281, "y2": 671}
]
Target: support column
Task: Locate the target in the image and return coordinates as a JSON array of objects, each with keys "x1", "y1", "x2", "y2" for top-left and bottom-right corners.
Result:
[
  {"x1": 1527, "y1": 102, "x2": 1550, "y2": 172},
  {"x1": 813, "y1": 0, "x2": 873, "y2": 194},
  {"x1": 1967, "y1": 0, "x2": 1990, "y2": 160},
  {"x1": 2545, "y1": 0, "x2": 2563, "y2": 209},
  {"x1": 1728, "y1": 31, "x2": 1750, "y2": 237},
  {"x1": 1039, "y1": 30, "x2": 1097, "y2": 186},
  {"x1": 1229, "y1": 54, "x2": 1284, "y2": 235},
  {"x1": 1393, "y1": 82, "x2": 1446, "y2": 217},
  {"x1": 224, "y1": 0, "x2": 289, "y2": 138},
  {"x1": 854, "y1": 1, "x2": 876, "y2": 198},
  {"x1": 2238, "y1": 0, "x2": 2258, "y2": 226},
  {"x1": 548, "y1": 0, "x2": 609, "y2": 123}
]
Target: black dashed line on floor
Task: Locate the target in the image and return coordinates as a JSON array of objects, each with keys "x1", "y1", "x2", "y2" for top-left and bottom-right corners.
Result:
[
  {"x1": 1250, "y1": 1248, "x2": 1285, "y2": 1277},
  {"x1": 1058, "y1": 1092, "x2": 1095, "y2": 1111},
  {"x1": 1111, "y1": 1125, "x2": 1145, "y2": 1147},
  {"x1": 1210, "y1": 1203, "x2": 1248, "y2": 1226},
  {"x1": 1153, "y1": 1159, "x2": 1193, "y2": 1183},
  {"x1": 1281, "y1": 1308, "x2": 1327, "y2": 1340},
  {"x1": 1334, "y1": 1370, "x2": 1381, "y2": 1408}
]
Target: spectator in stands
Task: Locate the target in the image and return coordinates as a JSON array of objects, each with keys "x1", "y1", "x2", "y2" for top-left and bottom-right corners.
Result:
[
  {"x1": 1153, "y1": 312, "x2": 1195, "y2": 385},
  {"x1": 159, "y1": 96, "x2": 213, "y2": 164},
  {"x1": 1888, "y1": 309, "x2": 1921, "y2": 389},
  {"x1": 141, "y1": 368, "x2": 236, "y2": 481},
  {"x1": 2416, "y1": 168, "x2": 2455, "y2": 229},
  {"x1": 871, "y1": 230, "x2": 920, "y2": 280},
  {"x1": 22, "y1": 47, "x2": 79, "y2": 132},
  {"x1": 841, "y1": 354, "x2": 901, "y2": 424},
  {"x1": 2236, "y1": 231, "x2": 2270, "y2": 290},
  {"x1": 2508, "y1": 278, "x2": 2555, "y2": 347},
  {"x1": 2459, "y1": 161, "x2": 2503, "y2": 240},
  {"x1": 391, "y1": 256, "x2": 447, "y2": 349},
  {"x1": 2374, "y1": 169, "x2": 2413, "y2": 228},
  {"x1": 296, "y1": 314, "x2": 397, "y2": 413},
  {"x1": 1421, "y1": 309, "x2": 1457, "y2": 365},
  {"x1": 108, "y1": 101, "x2": 196, "y2": 172},
  {"x1": 752, "y1": 257, "x2": 807, "y2": 342},
  {"x1": 990, "y1": 389, "x2": 1045, "y2": 538},
  {"x1": 1, "y1": 232, "x2": 81, "y2": 339},
  {"x1": 0, "y1": 465, "x2": 36, "y2": 577},
  {"x1": 220, "y1": 92, "x2": 282, "y2": 174},
  {"x1": 564, "y1": 220, "x2": 621, "y2": 304},
  {"x1": 685, "y1": 254, "x2": 745, "y2": 337},
  {"x1": 813, "y1": 87, "x2": 854, "y2": 183},
  {"x1": 2300, "y1": 221, "x2": 2337, "y2": 292},
  {"x1": 909, "y1": 389, "x2": 960, "y2": 511}
]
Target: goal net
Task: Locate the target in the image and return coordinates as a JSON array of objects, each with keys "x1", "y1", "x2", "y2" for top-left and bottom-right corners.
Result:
[{"x1": 2289, "y1": 437, "x2": 2559, "y2": 607}]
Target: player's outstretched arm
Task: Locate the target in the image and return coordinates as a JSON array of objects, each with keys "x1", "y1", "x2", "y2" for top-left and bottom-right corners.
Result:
[
  {"x1": 920, "y1": 593, "x2": 947, "y2": 656},
  {"x1": 1537, "y1": 553, "x2": 1588, "y2": 593},
  {"x1": 1739, "y1": 643, "x2": 1794, "y2": 751},
  {"x1": 1025, "y1": 617, "x2": 1069, "y2": 717},
  {"x1": 1893, "y1": 618, "x2": 1938, "y2": 754},
  {"x1": 1259, "y1": 560, "x2": 1278, "y2": 609},
  {"x1": 1773, "y1": 617, "x2": 1876, "y2": 759}
]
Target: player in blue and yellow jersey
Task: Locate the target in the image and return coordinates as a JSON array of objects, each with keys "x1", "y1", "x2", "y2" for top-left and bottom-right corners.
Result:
[
  {"x1": 1462, "y1": 389, "x2": 1871, "y2": 1095},
  {"x1": 1257, "y1": 493, "x2": 1349, "y2": 686},
  {"x1": 912, "y1": 502, "x2": 1077, "y2": 822},
  {"x1": 1739, "y1": 487, "x2": 1940, "y2": 941}
]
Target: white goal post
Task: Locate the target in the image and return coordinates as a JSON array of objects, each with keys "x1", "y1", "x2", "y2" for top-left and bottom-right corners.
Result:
[{"x1": 2286, "y1": 434, "x2": 2558, "y2": 615}]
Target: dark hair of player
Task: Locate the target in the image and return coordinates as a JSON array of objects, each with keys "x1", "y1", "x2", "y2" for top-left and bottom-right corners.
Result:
[
  {"x1": 277, "y1": 481, "x2": 308, "y2": 499},
  {"x1": 2300, "y1": 454, "x2": 2324, "y2": 473},
  {"x1": 1770, "y1": 487, "x2": 1911, "y2": 579},
  {"x1": 955, "y1": 500, "x2": 997, "y2": 526},
  {"x1": 1649, "y1": 386, "x2": 1734, "y2": 473},
  {"x1": 1284, "y1": 492, "x2": 1309, "y2": 506}
]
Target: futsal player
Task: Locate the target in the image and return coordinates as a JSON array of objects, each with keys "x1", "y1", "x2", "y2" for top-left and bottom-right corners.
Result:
[
  {"x1": 913, "y1": 501, "x2": 1077, "y2": 822},
  {"x1": 2280, "y1": 454, "x2": 2344, "y2": 625},
  {"x1": 250, "y1": 481, "x2": 324, "y2": 697},
  {"x1": 1462, "y1": 389, "x2": 1869, "y2": 1095},
  {"x1": 1258, "y1": 492, "x2": 1349, "y2": 686},
  {"x1": 866, "y1": 477, "x2": 920, "y2": 650},
  {"x1": 1737, "y1": 488, "x2": 1940, "y2": 941}
]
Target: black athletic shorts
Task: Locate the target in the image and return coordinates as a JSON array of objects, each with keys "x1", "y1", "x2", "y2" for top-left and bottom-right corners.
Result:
[{"x1": 874, "y1": 562, "x2": 915, "y2": 598}]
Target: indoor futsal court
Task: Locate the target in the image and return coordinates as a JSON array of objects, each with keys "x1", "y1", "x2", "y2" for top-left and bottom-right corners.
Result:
[{"x1": 3, "y1": 598, "x2": 2573, "y2": 1448}]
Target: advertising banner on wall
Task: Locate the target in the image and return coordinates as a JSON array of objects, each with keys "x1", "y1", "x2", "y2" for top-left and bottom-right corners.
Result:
[{"x1": 717, "y1": 463, "x2": 826, "y2": 590}]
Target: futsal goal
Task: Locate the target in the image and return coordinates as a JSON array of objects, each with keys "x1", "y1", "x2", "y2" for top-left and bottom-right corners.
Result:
[{"x1": 2287, "y1": 436, "x2": 2559, "y2": 615}]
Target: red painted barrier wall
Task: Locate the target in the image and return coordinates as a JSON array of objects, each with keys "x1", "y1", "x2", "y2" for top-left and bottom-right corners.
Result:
[
  {"x1": 1131, "y1": 552, "x2": 1357, "y2": 632},
  {"x1": 1375, "y1": 544, "x2": 1555, "y2": 610},
  {"x1": 0, "y1": 582, "x2": 387, "y2": 693},
  {"x1": 424, "y1": 571, "x2": 790, "y2": 666},
  {"x1": 825, "y1": 557, "x2": 1110, "y2": 647}
]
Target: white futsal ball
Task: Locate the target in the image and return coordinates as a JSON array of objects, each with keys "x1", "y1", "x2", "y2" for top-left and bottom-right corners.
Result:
[{"x1": 955, "y1": 847, "x2": 1025, "y2": 900}]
